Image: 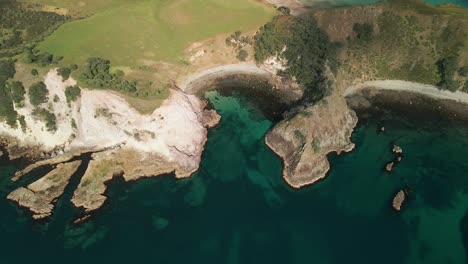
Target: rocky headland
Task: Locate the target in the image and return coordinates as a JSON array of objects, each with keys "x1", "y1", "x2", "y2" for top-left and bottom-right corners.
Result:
[
  {"x1": 265, "y1": 93, "x2": 357, "y2": 188},
  {"x1": 7, "y1": 161, "x2": 82, "y2": 219},
  {"x1": 2, "y1": 69, "x2": 220, "y2": 218}
]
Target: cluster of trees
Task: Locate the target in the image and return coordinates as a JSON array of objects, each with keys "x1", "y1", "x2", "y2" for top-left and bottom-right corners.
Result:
[
  {"x1": 0, "y1": 59, "x2": 18, "y2": 127},
  {"x1": 226, "y1": 31, "x2": 252, "y2": 62},
  {"x1": 254, "y1": 14, "x2": 336, "y2": 102},
  {"x1": 25, "y1": 48, "x2": 62, "y2": 66},
  {"x1": 0, "y1": 0, "x2": 68, "y2": 57},
  {"x1": 436, "y1": 56, "x2": 461, "y2": 92},
  {"x1": 28, "y1": 81, "x2": 49, "y2": 106},
  {"x1": 65, "y1": 85, "x2": 81, "y2": 104},
  {"x1": 79, "y1": 57, "x2": 138, "y2": 93}
]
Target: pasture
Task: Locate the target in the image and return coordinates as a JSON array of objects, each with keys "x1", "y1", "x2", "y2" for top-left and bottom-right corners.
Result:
[{"x1": 34, "y1": 0, "x2": 275, "y2": 67}]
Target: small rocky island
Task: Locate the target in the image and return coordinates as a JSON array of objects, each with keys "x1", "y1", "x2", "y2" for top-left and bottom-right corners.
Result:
[
  {"x1": 392, "y1": 189, "x2": 407, "y2": 212},
  {"x1": 386, "y1": 144, "x2": 404, "y2": 173}
]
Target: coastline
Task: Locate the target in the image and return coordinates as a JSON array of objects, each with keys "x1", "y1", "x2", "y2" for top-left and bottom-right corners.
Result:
[
  {"x1": 178, "y1": 64, "x2": 271, "y2": 94},
  {"x1": 345, "y1": 80, "x2": 468, "y2": 106}
]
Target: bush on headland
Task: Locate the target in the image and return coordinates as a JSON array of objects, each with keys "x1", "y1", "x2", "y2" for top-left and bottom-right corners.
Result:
[
  {"x1": 79, "y1": 57, "x2": 138, "y2": 94},
  {"x1": 0, "y1": 59, "x2": 18, "y2": 127},
  {"x1": 28, "y1": 81, "x2": 49, "y2": 106},
  {"x1": 254, "y1": 14, "x2": 337, "y2": 102},
  {"x1": 65, "y1": 85, "x2": 81, "y2": 104}
]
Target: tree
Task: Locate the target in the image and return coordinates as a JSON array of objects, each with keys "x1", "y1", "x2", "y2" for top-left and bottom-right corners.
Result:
[
  {"x1": 31, "y1": 68, "x2": 38, "y2": 76},
  {"x1": 254, "y1": 14, "x2": 336, "y2": 102},
  {"x1": 28, "y1": 81, "x2": 49, "y2": 106}
]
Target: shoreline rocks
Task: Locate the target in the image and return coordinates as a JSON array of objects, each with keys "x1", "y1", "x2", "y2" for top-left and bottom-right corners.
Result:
[
  {"x1": 385, "y1": 144, "x2": 403, "y2": 173},
  {"x1": 7, "y1": 161, "x2": 82, "y2": 219}
]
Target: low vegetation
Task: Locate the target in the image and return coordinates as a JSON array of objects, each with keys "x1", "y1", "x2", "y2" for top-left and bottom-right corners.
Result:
[
  {"x1": 0, "y1": 0, "x2": 68, "y2": 58},
  {"x1": 341, "y1": 1, "x2": 467, "y2": 92}
]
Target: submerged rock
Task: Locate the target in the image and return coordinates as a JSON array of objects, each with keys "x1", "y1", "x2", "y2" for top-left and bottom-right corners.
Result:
[
  {"x1": 7, "y1": 161, "x2": 82, "y2": 219},
  {"x1": 392, "y1": 190, "x2": 407, "y2": 212}
]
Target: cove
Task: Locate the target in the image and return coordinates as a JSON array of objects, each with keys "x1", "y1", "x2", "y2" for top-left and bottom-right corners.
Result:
[{"x1": 1, "y1": 90, "x2": 468, "y2": 263}]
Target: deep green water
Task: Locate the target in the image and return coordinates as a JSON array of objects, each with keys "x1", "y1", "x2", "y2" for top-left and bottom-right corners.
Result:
[{"x1": 1, "y1": 90, "x2": 468, "y2": 263}]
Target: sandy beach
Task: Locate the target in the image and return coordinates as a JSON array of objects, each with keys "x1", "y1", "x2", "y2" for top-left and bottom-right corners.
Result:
[{"x1": 345, "y1": 80, "x2": 468, "y2": 105}]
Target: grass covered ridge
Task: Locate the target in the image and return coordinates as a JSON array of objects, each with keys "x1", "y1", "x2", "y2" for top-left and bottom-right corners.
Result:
[
  {"x1": 35, "y1": 0, "x2": 275, "y2": 67},
  {"x1": 313, "y1": 0, "x2": 468, "y2": 90}
]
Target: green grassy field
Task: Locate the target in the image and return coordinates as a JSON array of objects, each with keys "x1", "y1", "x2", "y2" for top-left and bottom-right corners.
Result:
[{"x1": 34, "y1": 0, "x2": 275, "y2": 67}]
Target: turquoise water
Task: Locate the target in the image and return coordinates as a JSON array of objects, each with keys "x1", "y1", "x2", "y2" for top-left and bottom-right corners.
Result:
[
  {"x1": 1, "y1": 90, "x2": 468, "y2": 263},
  {"x1": 301, "y1": 0, "x2": 468, "y2": 7},
  {"x1": 425, "y1": 0, "x2": 468, "y2": 7}
]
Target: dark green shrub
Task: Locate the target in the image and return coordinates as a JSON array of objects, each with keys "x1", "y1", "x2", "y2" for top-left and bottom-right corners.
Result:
[
  {"x1": 28, "y1": 81, "x2": 49, "y2": 106},
  {"x1": 65, "y1": 85, "x2": 81, "y2": 104},
  {"x1": 57, "y1": 67, "x2": 71, "y2": 81}
]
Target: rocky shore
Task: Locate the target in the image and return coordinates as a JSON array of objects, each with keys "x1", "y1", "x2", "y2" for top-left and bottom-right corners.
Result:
[
  {"x1": 7, "y1": 161, "x2": 82, "y2": 219},
  {"x1": 1, "y1": 70, "x2": 220, "y2": 219},
  {"x1": 265, "y1": 95, "x2": 357, "y2": 188}
]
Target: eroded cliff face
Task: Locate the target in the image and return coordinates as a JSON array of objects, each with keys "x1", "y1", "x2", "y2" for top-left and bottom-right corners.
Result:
[
  {"x1": 2, "y1": 70, "x2": 220, "y2": 218},
  {"x1": 265, "y1": 95, "x2": 357, "y2": 188}
]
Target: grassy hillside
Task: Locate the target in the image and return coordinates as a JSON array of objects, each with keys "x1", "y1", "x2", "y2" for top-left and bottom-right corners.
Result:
[
  {"x1": 35, "y1": 0, "x2": 275, "y2": 67},
  {"x1": 314, "y1": 0, "x2": 468, "y2": 90}
]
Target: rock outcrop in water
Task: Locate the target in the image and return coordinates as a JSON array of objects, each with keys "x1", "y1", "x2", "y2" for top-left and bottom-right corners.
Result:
[
  {"x1": 392, "y1": 190, "x2": 407, "y2": 212},
  {"x1": 7, "y1": 161, "x2": 82, "y2": 219},
  {"x1": 265, "y1": 95, "x2": 357, "y2": 188}
]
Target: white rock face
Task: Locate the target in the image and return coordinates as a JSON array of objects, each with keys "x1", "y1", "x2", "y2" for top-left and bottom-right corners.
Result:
[{"x1": 0, "y1": 69, "x2": 217, "y2": 171}]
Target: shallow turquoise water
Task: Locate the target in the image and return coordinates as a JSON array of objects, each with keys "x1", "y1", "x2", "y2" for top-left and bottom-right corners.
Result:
[
  {"x1": 1, "y1": 90, "x2": 468, "y2": 263},
  {"x1": 424, "y1": 0, "x2": 468, "y2": 7},
  {"x1": 301, "y1": 0, "x2": 468, "y2": 7}
]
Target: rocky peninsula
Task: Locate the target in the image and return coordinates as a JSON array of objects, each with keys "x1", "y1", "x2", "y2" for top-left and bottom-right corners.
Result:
[
  {"x1": 7, "y1": 161, "x2": 81, "y2": 219},
  {"x1": 2, "y1": 69, "x2": 220, "y2": 217}
]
